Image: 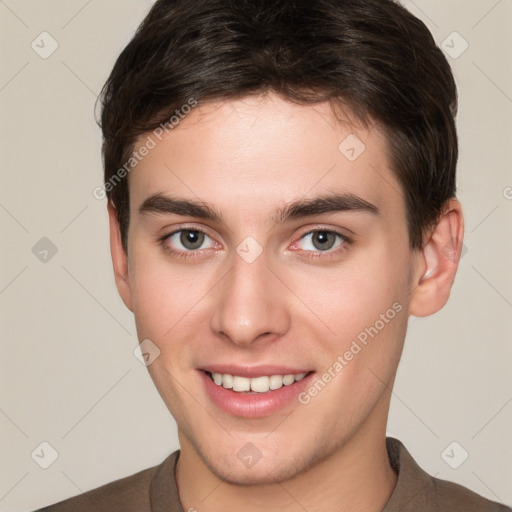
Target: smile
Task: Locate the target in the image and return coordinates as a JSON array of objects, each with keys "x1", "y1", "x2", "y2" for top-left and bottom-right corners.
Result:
[
  {"x1": 207, "y1": 371, "x2": 308, "y2": 393},
  {"x1": 199, "y1": 368, "x2": 315, "y2": 418}
]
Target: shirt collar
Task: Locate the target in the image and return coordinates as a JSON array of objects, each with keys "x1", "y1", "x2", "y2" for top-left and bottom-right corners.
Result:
[{"x1": 382, "y1": 437, "x2": 436, "y2": 511}]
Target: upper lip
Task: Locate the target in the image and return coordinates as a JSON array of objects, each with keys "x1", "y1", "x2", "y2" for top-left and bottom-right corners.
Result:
[{"x1": 200, "y1": 365, "x2": 313, "y2": 378}]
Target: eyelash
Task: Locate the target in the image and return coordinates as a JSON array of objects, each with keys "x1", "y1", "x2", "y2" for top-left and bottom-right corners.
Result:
[
  {"x1": 158, "y1": 226, "x2": 353, "y2": 261},
  {"x1": 296, "y1": 229, "x2": 352, "y2": 260}
]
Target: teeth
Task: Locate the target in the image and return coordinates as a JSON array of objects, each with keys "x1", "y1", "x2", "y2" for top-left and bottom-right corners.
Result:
[
  {"x1": 282, "y1": 374, "x2": 295, "y2": 386},
  {"x1": 233, "y1": 376, "x2": 251, "y2": 392},
  {"x1": 210, "y1": 372, "x2": 308, "y2": 393},
  {"x1": 251, "y1": 376, "x2": 270, "y2": 393},
  {"x1": 269, "y1": 375, "x2": 283, "y2": 390},
  {"x1": 222, "y1": 374, "x2": 233, "y2": 389}
]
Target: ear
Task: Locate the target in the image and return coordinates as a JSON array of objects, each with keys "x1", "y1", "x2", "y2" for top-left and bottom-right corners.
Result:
[
  {"x1": 409, "y1": 198, "x2": 465, "y2": 317},
  {"x1": 108, "y1": 202, "x2": 133, "y2": 312}
]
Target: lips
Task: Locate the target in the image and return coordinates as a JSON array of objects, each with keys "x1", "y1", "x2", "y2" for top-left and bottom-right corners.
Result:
[{"x1": 198, "y1": 366, "x2": 315, "y2": 418}]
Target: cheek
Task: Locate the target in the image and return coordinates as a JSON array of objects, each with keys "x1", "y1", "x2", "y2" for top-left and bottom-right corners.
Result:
[
  {"x1": 289, "y1": 258, "x2": 408, "y2": 340},
  {"x1": 284, "y1": 240, "x2": 412, "y2": 380},
  {"x1": 128, "y1": 250, "x2": 190, "y2": 339},
  {"x1": 128, "y1": 248, "x2": 220, "y2": 353}
]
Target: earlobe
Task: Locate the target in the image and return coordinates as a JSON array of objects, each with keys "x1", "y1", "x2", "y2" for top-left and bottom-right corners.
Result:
[
  {"x1": 409, "y1": 199, "x2": 465, "y2": 317},
  {"x1": 108, "y1": 202, "x2": 133, "y2": 312}
]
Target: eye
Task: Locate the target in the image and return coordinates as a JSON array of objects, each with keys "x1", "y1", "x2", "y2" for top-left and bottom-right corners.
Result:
[
  {"x1": 164, "y1": 229, "x2": 215, "y2": 252},
  {"x1": 296, "y1": 230, "x2": 347, "y2": 252}
]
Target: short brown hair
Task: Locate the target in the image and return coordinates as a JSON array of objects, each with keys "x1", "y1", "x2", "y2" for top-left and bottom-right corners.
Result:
[{"x1": 99, "y1": 0, "x2": 458, "y2": 252}]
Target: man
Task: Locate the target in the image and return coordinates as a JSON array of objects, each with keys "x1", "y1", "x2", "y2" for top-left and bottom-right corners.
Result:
[{"x1": 37, "y1": 0, "x2": 510, "y2": 510}]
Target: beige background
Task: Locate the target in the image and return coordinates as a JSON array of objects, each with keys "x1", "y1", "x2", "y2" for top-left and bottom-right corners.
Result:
[{"x1": 1, "y1": 1, "x2": 511, "y2": 510}]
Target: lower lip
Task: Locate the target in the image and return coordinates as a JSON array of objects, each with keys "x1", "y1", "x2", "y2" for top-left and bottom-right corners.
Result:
[{"x1": 199, "y1": 370, "x2": 315, "y2": 418}]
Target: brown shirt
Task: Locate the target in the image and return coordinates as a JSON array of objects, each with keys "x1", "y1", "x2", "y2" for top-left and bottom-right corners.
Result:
[{"x1": 35, "y1": 437, "x2": 510, "y2": 511}]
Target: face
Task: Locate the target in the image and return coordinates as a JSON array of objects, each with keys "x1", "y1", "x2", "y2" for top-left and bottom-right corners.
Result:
[{"x1": 114, "y1": 94, "x2": 424, "y2": 484}]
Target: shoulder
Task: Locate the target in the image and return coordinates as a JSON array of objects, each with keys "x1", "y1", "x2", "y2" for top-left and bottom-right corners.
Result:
[
  {"x1": 385, "y1": 437, "x2": 511, "y2": 512},
  {"x1": 33, "y1": 451, "x2": 179, "y2": 512},
  {"x1": 430, "y1": 474, "x2": 511, "y2": 511}
]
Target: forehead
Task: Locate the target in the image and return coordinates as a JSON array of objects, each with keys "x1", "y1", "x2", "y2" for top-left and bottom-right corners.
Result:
[{"x1": 128, "y1": 94, "x2": 404, "y2": 224}]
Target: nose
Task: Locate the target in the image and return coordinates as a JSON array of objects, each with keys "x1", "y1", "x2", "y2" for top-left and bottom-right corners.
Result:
[{"x1": 210, "y1": 251, "x2": 291, "y2": 348}]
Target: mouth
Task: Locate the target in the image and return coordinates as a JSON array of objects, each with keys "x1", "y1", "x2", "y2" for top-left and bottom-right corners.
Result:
[
  {"x1": 198, "y1": 367, "x2": 315, "y2": 418},
  {"x1": 205, "y1": 370, "x2": 310, "y2": 393}
]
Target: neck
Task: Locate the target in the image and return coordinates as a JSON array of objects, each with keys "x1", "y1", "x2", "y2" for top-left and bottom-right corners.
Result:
[{"x1": 176, "y1": 418, "x2": 397, "y2": 512}]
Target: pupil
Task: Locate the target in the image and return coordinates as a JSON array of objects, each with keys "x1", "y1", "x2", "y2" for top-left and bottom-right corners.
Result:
[
  {"x1": 313, "y1": 231, "x2": 335, "y2": 251},
  {"x1": 181, "y1": 230, "x2": 204, "y2": 250}
]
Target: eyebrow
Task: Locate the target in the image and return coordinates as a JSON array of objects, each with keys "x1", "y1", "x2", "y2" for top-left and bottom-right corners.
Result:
[{"x1": 138, "y1": 192, "x2": 380, "y2": 224}]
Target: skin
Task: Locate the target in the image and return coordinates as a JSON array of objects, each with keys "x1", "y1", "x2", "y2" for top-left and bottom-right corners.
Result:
[{"x1": 108, "y1": 93, "x2": 464, "y2": 512}]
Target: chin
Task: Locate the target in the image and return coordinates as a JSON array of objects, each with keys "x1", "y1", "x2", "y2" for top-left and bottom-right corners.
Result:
[
  {"x1": 193, "y1": 437, "x2": 320, "y2": 486},
  {"x1": 207, "y1": 456, "x2": 306, "y2": 486}
]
